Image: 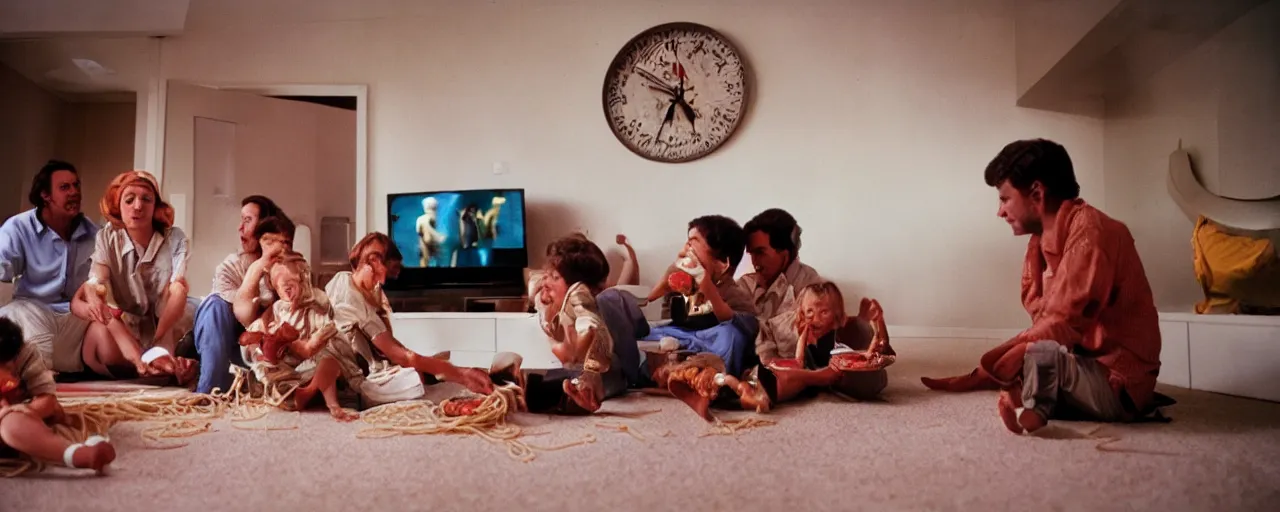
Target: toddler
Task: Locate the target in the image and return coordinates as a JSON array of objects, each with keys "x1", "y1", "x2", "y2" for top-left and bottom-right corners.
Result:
[
  {"x1": 526, "y1": 235, "x2": 615, "y2": 413},
  {"x1": 727, "y1": 282, "x2": 896, "y2": 410},
  {"x1": 239, "y1": 252, "x2": 362, "y2": 421},
  {"x1": 0, "y1": 318, "x2": 116, "y2": 474}
]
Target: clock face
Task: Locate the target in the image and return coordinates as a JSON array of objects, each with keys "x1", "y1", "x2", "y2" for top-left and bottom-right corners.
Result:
[{"x1": 603, "y1": 23, "x2": 748, "y2": 163}]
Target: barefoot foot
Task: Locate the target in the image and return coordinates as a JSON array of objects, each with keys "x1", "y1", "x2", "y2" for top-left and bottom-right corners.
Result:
[
  {"x1": 668, "y1": 380, "x2": 713, "y2": 422},
  {"x1": 563, "y1": 378, "x2": 602, "y2": 413},
  {"x1": 1019, "y1": 408, "x2": 1048, "y2": 433},
  {"x1": 329, "y1": 405, "x2": 360, "y2": 422},
  {"x1": 998, "y1": 390, "x2": 1023, "y2": 434}
]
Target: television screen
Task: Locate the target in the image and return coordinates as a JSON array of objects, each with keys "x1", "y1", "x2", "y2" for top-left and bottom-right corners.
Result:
[{"x1": 387, "y1": 189, "x2": 527, "y2": 269}]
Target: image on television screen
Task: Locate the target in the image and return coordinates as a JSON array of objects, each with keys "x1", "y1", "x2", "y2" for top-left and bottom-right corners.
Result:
[{"x1": 387, "y1": 189, "x2": 526, "y2": 269}]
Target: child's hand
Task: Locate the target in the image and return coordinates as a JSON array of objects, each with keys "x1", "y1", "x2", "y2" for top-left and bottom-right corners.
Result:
[
  {"x1": 238, "y1": 332, "x2": 265, "y2": 347},
  {"x1": 551, "y1": 341, "x2": 573, "y2": 364}
]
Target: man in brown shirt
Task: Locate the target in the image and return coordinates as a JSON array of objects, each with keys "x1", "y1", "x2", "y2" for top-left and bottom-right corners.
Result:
[{"x1": 923, "y1": 139, "x2": 1164, "y2": 434}]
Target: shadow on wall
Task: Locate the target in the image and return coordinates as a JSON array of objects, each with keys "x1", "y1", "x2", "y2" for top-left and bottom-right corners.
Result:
[{"x1": 524, "y1": 200, "x2": 587, "y2": 270}]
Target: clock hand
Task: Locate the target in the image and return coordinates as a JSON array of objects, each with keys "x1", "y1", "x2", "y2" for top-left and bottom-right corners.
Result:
[
  {"x1": 634, "y1": 66, "x2": 677, "y2": 93},
  {"x1": 676, "y1": 97, "x2": 697, "y2": 134},
  {"x1": 648, "y1": 85, "x2": 675, "y2": 96},
  {"x1": 655, "y1": 99, "x2": 676, "y2": 141}
]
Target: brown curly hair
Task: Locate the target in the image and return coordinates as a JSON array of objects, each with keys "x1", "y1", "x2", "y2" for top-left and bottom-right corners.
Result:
[{"x1": 545, "y1": 234, "x2": 610, "y2": 292}]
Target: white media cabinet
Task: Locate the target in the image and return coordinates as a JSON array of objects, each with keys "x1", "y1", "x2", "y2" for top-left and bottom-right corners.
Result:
[
  {"x1": 1157, "y1": 312, "x2": 1280, "y2": 403},
  {"x1": 390, "y1": 312, "x2": 563, "y2": 371}
]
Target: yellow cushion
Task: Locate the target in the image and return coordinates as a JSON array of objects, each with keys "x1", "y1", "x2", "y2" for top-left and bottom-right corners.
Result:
[{"x1": 1192, "y1": 216, "x2": 1280, "y2": 313}]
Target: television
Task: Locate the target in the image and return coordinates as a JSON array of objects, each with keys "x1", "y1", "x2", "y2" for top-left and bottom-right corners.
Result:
[{"x1": 384, "y1": 188, "x2": 528, "y2": 290}]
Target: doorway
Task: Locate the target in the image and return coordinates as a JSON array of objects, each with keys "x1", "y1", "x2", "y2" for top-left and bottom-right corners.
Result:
[{"x1": 160, "y1": 82, "x2": 367, "y2": 296}]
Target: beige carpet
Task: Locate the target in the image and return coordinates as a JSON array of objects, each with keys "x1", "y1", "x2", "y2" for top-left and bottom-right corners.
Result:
[{"x1": 4, "y1": 338, "x2": 1280, "y2": 511}]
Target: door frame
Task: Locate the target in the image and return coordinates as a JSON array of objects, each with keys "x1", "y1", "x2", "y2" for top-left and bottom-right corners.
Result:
[{"x1": 152, "y1": 81, "x2": 369, "y2": 237}]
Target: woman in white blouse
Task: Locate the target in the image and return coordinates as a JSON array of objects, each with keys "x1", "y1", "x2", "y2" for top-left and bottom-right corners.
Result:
[
  {"x1": 71, "y1": 171, "x2": 197, "y2": 383},
  {"x1": 325, "y1": 232, "x2": 493, "y2": 399}
]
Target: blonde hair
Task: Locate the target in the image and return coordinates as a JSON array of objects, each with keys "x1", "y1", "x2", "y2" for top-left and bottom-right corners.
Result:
[
  {"x1": 269, "y1": 251, "x2": 312, "y2": 290},
  {"x1": 797, "y1": 281, "x2": 848, "y2": 326}
]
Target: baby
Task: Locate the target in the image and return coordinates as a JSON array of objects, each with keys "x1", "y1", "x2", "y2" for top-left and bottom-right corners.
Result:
[
  {"x1": 239, "y1": 252, "x2": 361, "y2": 421},
  {"x1": 725, "y1": 282, "x2": 896, "y2": 410},
  {"x1": 527, "y1": 234, "x2": 615, "y2": 413},
  {"x1": 0, "y1": 318, "x2": 116, "y2": 474}
]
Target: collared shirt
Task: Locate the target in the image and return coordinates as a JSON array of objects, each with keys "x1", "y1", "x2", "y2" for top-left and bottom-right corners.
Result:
[
  {"x1": 325, "y1": 271, "x2": 393, "y2": 373},
  {"x1": 0, "y1": 209, "x2": 99, "y2": 310},
  {"x1": 211, "y1": 251, "x2": 275, "y2": 306},
  {"x1": 91, "y1": 225, "x2": 189, "y2": 319},
  {"x1": 737, "y1": 259, "x2": 823, "y2": 320},
  {"x1": 1014, "y1": 199, "x2": 1162, "y2": 413},
  {"x1": 738, "y1": 259, "x2": 823, "y2": 361}
]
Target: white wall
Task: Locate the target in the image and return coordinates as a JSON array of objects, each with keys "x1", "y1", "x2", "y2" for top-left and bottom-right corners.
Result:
[
  {"x1": 55, "y1": 101, "x2": 137, "y2": 225},
  {"x1": 1104, "y1": 0, "x2": 1280, "y2": 311},
  {"x1": 160, "y1": 0, "x2": 1107, "y2": 330},
  {"x1": 8, "y1": 0, "x2": 1111, "y2": 330},
  {"x1": 0, "y1": 62, "x2": 61, "y2": 220}
]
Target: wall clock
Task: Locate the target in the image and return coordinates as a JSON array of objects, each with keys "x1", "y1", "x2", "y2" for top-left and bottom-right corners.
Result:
[{"x1": 603, "y1": 22, "x2": 749, "y2": 163}]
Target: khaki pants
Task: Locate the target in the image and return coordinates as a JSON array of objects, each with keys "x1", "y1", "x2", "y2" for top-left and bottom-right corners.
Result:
[
  {"x1": 1022, "y1": 340, "x2": 1126, "y2": 422},
  {"x1": 0, "y1": 299, "x2": 90, "y2": 373}
]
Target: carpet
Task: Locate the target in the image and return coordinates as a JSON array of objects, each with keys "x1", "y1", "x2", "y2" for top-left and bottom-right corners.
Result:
[{"x1": 3, "y1": 337, "x2": 1279, "y2": 511}]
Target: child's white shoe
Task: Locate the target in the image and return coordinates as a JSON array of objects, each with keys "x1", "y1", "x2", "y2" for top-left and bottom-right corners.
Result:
[{"x1": 63, "y1": 435, "x2": 115, "y2": 475}]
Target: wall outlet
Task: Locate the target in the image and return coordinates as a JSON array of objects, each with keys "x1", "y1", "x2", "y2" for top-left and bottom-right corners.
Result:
[{"x1": 492, "y1": 161, "x2": 509, "y2": 175}]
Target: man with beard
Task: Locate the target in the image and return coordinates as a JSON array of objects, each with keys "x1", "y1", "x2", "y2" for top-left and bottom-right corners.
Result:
[
  {"x1": 189, "y1": 196, "x2": 288, "y2": 393},
  {"x1": 0, "y1": 160, "x2": 100, "y2": 374}
]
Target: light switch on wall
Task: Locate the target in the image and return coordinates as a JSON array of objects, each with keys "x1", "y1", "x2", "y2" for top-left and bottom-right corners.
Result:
[{"x1": 492, "y1": 161, "x2": 509, "y2": 175}]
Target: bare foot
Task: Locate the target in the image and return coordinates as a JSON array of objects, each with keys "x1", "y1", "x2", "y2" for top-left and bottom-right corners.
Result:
[
  {"x1": 563, "y1": 377, "x2": 602, "y2": 413},
  {"x1": 328, "y1": 405, "x2": 360, "y2": 422},
  {"x1": 998, "y1": 390, "x2": 1023, "y2": 434},
  {"x1": 860, "y1": 298, "x2": 890, "y2": 353},
  {"x1": 667, "y1": 379, "x2": 713, "y2": 422},
  {"x1": 1019, "y1": 407, "x2": 1047, "y2": 433}
]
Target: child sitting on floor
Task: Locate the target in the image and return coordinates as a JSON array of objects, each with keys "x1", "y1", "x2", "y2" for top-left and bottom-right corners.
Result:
[
  {"x1": 723, "y1": 282, "x2": 896, "y2": 411},
  {"x1": 0, "y1": 318, "x2": 116, "y2": 474},
  {"x1": 640, "y1": 215, "x2": 758, "y2": 377},
  {"x1": 239, "y1": 252, "x2": 362, "y2": 421},
  {"x1": 524, "y1": 235, "x2": 616, "y2": 413}
]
